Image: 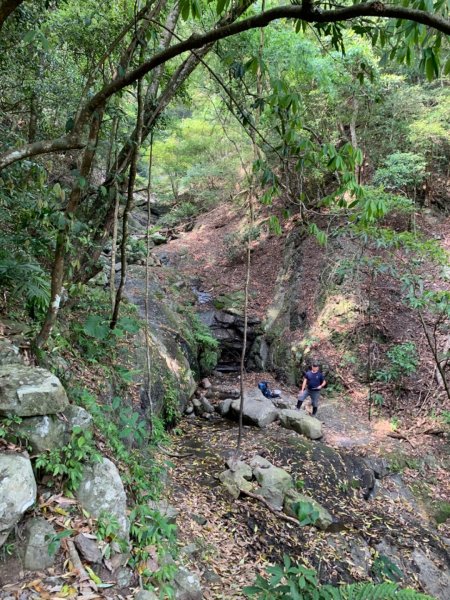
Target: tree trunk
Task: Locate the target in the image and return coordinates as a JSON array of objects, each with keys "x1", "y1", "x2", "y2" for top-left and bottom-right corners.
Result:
[
  {"x1": 0, "y1": 0, "x2": 25, "y2": 30},
  {"x1": 110, "y1": 77, "x2": 144, "y2": 329}
]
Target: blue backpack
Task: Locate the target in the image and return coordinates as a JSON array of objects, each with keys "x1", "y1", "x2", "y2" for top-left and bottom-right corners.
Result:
[{"x1": 258, "y1": 381, "x2": 281, "y2": 399}]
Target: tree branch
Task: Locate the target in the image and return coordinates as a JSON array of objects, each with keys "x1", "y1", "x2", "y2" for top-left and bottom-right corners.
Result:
[
  {"x1": 0, "y1": 0, "x2": 24, "y2": 31},
  {"x1": 1, "y1": 2, "x2": 449, "y2": 169}
]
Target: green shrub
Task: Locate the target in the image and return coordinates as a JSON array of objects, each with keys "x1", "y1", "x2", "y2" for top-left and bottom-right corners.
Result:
[
  {"x1": 373, "y1": 152, "x2": 426, "y2": 194},
  {"x1": 375, "y1": 342, "x2": 418, "y2": 385},
  {"x1": 243, "y1": 556, "x2": 434, "y2": 599},
  {"x1": 34, "y1": 427, "x2": 101, "y2": 492}
]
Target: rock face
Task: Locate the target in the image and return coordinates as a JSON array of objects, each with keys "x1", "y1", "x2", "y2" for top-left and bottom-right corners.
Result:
[
  {"x1": 21, "y1": 518, "x2": 55, "y2": 571},
  {"x1": 125, "y1": 267, "x2": 197, "y2": 415},
  {"x1": 13, "y1": 414, "x2": 66, "y2": 453},
  {"x1": 0, "y1": 454, "x2": 37, "y2": 547},
  {"x1": 228, "y1": 390, "x2": 279, "y2": 428},
  {"x1": 198, "y1": 309, "x2": 262, "y2": 372},
  {"x1": 76, "y1": 458, "x2": 129, "y2": 541},
  {"x1": 0, "y1": 365, "x2": 68, "y2": 416},
  {"x1": 279, "y1": 409, "x2": 322, "y2": 440}
]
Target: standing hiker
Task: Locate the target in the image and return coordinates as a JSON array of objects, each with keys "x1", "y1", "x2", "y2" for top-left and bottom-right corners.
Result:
[{"x1": 296, "y1": 361, "x2": 326, "y2": 416}]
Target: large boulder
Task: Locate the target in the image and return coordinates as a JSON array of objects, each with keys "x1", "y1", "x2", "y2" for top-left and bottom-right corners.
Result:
[
  {"x1": 21, "y1": 517, "x2": 56, "y2": 571},
  {"x1": 76, "y1": 457, "x2": 129, "y2": 541},
  {"x1": 283, "y1": 489, "x2": 332, "y2": 530},
  {"x1": 0, "y1": 365, "x2": 68, "y2": 417},
  {"x1": 12, "y1": 405, "x2": 93, "y2": 453},
  {"x1": 228, "y1": 391, "x2": 279, "y2": 428},
  {"x1": 279, "y1": 409, "x2": 322, "y2": 440},
  {"x1": 0, "y1": 454, "x2": 37, "y2": 547},
  {"x1": 253, "y1": 460, "x2": 293, "y2": 510}
]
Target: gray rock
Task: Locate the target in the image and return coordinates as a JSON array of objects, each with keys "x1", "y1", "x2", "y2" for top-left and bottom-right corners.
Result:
[
  {"x1": 76, "y1": 457, "x2": 129, "y2": 541},
  {"x1": 12, "y1": 414, "x2": 67, "y2": 453},
  {"x1": 185, "y1": 403, "x2": 194, "y2": 415},
  {"x1": 173, "y1": 567, "x2": 203, "y2": 600},
  {"x1": 65, "y1": 405, "x2": 93, "y2": 430},
  {"x1": 253, "y1": 462, "x2": 293, "y2": 511},
  {"x1": 201, "y1": 378, "x2": 211, "y2": 389},
  {"x1": 283, "y1": 489, "x2": 333, "y2": 530},
  {"x1": 249, "y1": 455, "x2": 272, "y2": 470},
  {"x1": 279, "y1": 409, "x2": 322, "y2": 440},
  {"x1": 74, "y1": 533, "x2": 102, "y2": 564},
  {"x1": 216, "y1": 398, "x2": 232, "y2": 416},
  {"x1": 327, "y1": 533, "x2": 371, "y2": 577},
  {"x1": 192, "y1": 398, "x2": 202, "y2": 416},
  {"x1": 12, "y1": 405, "x2": 93, "y2": 453},
  {"x1": 411, "y1": 548, "x2": 450, "y2": 600},
  {"x1": 229, "y1": 391, "x2": 279, "y2": 428},
  {"x1": 200, "y1": 397, "x2": 214, "y2": 414},
  {"x1": 363, "y1": 456, "x2": 390, "y2": 479},
  {"x1": 116, "y1": 566, "x2": 133, "y2": 588},
  {"x1": 147, "y1": 500, "x2": 179, "y2": 525},
  {"x1": 0, "y1": 339, "x2": 23, "y2": 366},
  {"x1": 219, "y1": 468, "x2": 253, "y2": 499},
  {"x1": 22, "y1": 518, "x2": 55, "y2": 571},
  {"x1": 0, "y1": 454, "x2": 37, "y2": 547},
  {"x1": 0, "y1": 365, "x2": 68, "y2": 417},
  {"x1": 192, "y1": 514, "x2": 207, "y2": 526},
  {"x1": 134, "y1": 591, "x2": 158, "y2": 600},
  {"x1": 272, "y1": 398, "x2": 292, "y2": 410},
  {"x1": 226, "y1": 459, "x2": 253, "y2": 481}
]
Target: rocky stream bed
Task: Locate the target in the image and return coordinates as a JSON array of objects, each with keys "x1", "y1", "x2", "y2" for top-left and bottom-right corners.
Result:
[{"x1": 165, "y1": 376, "x2": 450, "y2": 599}]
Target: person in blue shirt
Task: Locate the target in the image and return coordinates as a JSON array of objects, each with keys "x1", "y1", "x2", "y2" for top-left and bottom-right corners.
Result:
[{"x1": 296, "y1": 361, "x2": 326, "y2": 416}]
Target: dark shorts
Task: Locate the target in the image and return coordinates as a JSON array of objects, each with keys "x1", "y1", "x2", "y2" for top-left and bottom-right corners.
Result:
[{"x1": 298, "y1": 389, "x2": 321, "y2": 408}]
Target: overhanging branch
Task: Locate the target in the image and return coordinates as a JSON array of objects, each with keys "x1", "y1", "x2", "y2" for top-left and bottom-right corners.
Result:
[{"x1": 1, "y1": 1, "x2": 449, "y2": 170}]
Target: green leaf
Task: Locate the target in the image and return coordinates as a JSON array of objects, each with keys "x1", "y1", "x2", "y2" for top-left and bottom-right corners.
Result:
[{"x1": 82, "y1": 315, "x2": 109, "y2": 340}]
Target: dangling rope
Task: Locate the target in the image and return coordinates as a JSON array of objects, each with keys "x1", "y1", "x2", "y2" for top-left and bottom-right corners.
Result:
[{"x1": 144, "y1": 129, "x2": 154, "y2": 433}]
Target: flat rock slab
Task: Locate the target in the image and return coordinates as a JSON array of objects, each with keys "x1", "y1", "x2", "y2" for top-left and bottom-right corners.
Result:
[
  {"x1": 229, "y1": 391, "x2": 279, "y2": 428},
  {"x1": 0, "y1": 454, "x2": 37, "y2": 547},
  {"x1": 279, "y1": 409, "x2": 322, "y2": 439},
  {"x1": 0, "y1": 365, "x2": 68, "y2": 417}
]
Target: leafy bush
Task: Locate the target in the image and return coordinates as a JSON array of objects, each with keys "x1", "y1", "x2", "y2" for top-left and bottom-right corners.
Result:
[
  {"x1": 224, "y1": 226, "x2": 261, "y2": 263},
  {"x1": 243, "y1": 556, "x2": 434, "y2": 599},
  {"x1": 293, "y1": 500, "x2": 320, "y2": 527},
  {"x1": 158, "y1": 201, "x2": 200, "y2": 228},
  {"x1": 0, "y1": 253, "x2": 50, "y2": 317},
  {"x1": 373, "y1": 152, "x2": 426, "y2": 194},
  {"x1": 375, "y1": 342, "x2": 418, "y2": 385},
  {"x1": 34, "y1": 427, "x2": 101, "y2": 492}
]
